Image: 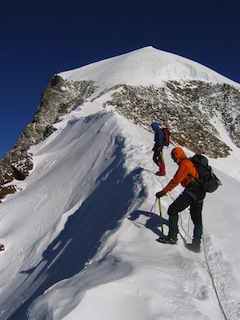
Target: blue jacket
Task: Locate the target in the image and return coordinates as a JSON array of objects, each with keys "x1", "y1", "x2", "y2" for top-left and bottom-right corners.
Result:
[{"x1": 153, "y1": 128, "x2": 164, "y2": 149}]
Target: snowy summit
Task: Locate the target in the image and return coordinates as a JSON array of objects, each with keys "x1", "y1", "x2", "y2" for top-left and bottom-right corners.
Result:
[
  {"x1": 60, "y1": 46, "x2": 240, "y2": 89},
  {"x1": 0, "y1": 47, "x2": 240, "y2": 320}
]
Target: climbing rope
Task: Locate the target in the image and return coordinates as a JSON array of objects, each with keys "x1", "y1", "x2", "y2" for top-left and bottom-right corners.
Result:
[{"x1": 153, "y1": 167, "x2": 228, "y2": 319}]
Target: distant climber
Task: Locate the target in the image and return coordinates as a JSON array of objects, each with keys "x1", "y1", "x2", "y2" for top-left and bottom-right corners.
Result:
[{"x1": 151, "y1": 122, "x2": 170, "y2": 176}]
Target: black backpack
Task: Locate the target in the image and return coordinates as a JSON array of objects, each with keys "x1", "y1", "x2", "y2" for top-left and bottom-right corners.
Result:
[{"x1": 190, "y1": 154, "x2": 222, "y2": 193}]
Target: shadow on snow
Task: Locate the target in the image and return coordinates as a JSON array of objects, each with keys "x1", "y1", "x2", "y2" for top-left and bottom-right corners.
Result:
[
  {"x1": 1, "y1": 138, "x2": 147, "y2": 320},
  {"x1": 128, "y1": 209, "x2": 169, "y2": 238}
]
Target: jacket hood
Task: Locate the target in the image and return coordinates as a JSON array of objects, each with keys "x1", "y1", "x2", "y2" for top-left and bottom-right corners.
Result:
[
  {"x1": 171, "y1": 147, "x2": 187, "y2": 163},
  {"x1": 151, "y1": 122, "x2": 159, "y2": 131}
]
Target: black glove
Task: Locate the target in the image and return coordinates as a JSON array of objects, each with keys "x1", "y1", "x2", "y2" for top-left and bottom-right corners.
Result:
[{"x1": 155, "y1": 191, "x2": 165, "y2": 198}]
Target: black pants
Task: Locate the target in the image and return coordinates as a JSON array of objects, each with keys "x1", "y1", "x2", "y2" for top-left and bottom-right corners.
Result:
[{"x1": 167, "y1": 191, "x2": 204, "y2": 246}]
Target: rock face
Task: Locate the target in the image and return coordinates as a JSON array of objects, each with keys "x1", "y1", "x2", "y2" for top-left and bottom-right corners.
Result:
[
  {"x1": 102, "y1": 81, "x2": 240, "y2": 158},
  {"x1": 0, "y1": 75, "x2": 98, "y2": 200},
  {"x1": 0, "y1": 66, "x2": 240, "y2": 201}
]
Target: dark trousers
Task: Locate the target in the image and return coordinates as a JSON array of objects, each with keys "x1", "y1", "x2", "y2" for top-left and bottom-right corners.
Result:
[{"x1": 167, "y1": 191, "x2": 204, "y2": 246}]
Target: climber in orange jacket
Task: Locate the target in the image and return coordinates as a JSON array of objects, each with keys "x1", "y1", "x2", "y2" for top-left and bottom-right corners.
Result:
[{"x1": 155, "y1": 146, "x2": 205, "y2": 253}]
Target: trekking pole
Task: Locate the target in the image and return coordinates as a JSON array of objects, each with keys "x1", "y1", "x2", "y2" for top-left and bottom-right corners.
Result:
[
  {"x1": 149, "y1": 198, "x2": 157, "y2": 218},
  {"x1": 158, "y1": 198, "x2": 164, "y2": 235}
]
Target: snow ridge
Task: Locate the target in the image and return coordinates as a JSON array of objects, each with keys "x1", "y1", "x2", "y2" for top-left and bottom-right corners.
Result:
[{"x1": 59, "y1": 46, "x2": 240, "y2": 89}]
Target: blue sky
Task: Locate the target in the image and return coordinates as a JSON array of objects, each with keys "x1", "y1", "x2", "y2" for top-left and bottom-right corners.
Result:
[{"x1": 1, "y1": 0, "x2": 239, "y2": 159}]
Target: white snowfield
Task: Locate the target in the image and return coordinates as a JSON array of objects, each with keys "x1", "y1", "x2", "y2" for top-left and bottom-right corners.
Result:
[
  {"x1": 0, "y1": 47, "x2": 240, "y2": 319},
  {"x1": 60, "y1": 46, "x2": 240, "y2": 89}
]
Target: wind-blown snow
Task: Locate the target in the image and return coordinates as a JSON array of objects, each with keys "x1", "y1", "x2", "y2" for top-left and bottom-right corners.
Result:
[
  {"x1": 0, "y1": 48, "x2": 240, "y2": 320},
  {"x1": 59, "y1": 47, "x2": 240, "y2": 90}
]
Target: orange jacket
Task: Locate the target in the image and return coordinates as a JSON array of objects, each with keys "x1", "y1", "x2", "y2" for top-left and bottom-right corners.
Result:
[{"x1": 162, "y1": 147, "x2": 199, "y2": 195}]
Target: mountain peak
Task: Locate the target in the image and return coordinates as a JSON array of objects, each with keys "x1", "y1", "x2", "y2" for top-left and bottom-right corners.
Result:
[{"x1": 59, "y1": 46, "x2": 239, "y2": 89}]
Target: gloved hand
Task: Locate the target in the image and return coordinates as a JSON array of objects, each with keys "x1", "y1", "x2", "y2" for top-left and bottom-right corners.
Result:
[{"x1": 155, "y1": 191, "x2": 165, "y2": 198}]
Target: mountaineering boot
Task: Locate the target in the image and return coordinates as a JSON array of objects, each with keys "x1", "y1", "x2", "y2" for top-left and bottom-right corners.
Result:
[
  {"x1": 158, "y1": 215, "x2": 178, "y2": 245},
  {"x1": 159, "y1": 163, "x2": 166, "y2": 176},
  {"x1": 157, "y1": 235, "x2": 178, "y2": 244},
  {"x1": 156, "y1": 163, "x2": 166, "y2": 176},
  {"x1": 155, "y1": 171, "x2": 165, "y2": 176},
  {"x1": 186, "y1": 243, "x2": 200, "y2": 253},
  {"x1": 160, "y1": 163, "x2": 166, "y2": 176}
]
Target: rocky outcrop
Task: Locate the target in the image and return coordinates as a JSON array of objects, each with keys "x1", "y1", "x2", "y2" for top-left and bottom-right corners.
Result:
[
  {"x1": 102, "y1": 81, "x2": 240, "y2": 158},
  {"x1": 0, "y1": 75, "x2": 98, "y2": 200},
  {"x1": 0, "y1": 75, "x2": 239, "y2": 201}
]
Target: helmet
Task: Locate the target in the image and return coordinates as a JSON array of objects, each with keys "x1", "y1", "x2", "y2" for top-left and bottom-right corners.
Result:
[{"x1": 151, "y1": 122, "x2": 159, "y2": 130}]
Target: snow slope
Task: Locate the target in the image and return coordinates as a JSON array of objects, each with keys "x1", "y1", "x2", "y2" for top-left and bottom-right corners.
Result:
[
  {"x1": 59, "y1": 46, "x2": 240, "y2": 91},
  {"x1": 0, "y1": 94, "x2": 240, "y2": 319}
]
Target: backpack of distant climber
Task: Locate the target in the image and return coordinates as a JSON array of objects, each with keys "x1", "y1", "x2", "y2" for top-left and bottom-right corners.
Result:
[{"x1": 163, "y1": 127, "x2": 170, "y2": 146}]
